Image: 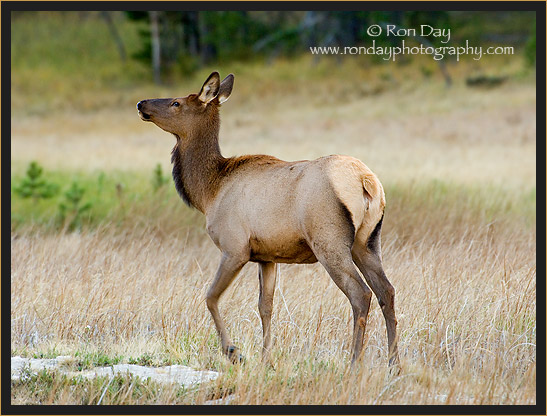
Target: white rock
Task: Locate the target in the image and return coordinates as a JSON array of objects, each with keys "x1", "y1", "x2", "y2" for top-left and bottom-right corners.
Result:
[{"x1": 11, "y1": 356, "x2": 218, "y2": 388}]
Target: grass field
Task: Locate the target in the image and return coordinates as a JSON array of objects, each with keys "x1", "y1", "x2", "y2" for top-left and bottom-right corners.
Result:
[{"x1": 10, "y1": 12, "x2": 536, "y2": 406}]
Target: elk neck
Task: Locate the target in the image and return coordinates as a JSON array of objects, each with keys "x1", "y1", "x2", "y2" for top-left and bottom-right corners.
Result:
[{"x1": 171, "y1": 109, "x2": 226, "y2": 213}]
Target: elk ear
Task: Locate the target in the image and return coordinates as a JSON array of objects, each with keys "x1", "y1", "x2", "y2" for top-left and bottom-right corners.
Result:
[
  {"x1": 198, "y1": 72, "x2": 220, "y2": 104},
  {"x1": 216, "y1": 74, "x2": 234, "y2": 104}
]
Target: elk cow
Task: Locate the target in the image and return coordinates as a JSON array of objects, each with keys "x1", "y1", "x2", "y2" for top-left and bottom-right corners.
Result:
[{"x1": 137, "y1": 72, "x2": 399, "y2": 367}]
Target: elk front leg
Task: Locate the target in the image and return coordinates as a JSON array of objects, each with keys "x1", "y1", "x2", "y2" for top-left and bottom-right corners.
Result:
[
  {"x1": 258, "y1": 262, "x2": 277, "y2": 363},
  {"x1": 206, "y1": 253, "x2": 246, "y2": 362}
]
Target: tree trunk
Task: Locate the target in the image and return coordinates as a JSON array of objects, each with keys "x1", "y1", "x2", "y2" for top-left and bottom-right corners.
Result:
[
  {"x1": 100, "y1": 11, "x2": 127, "y2": 62},
  {"x1": 198, "y1": 12, "x2": 217, "y2": 64},
  {"x1": 181, "y1": 11, "x2": 200, "y2": 57},
  {"x1": 149, "y1": 11, "x2": 162, "y2": 84}
]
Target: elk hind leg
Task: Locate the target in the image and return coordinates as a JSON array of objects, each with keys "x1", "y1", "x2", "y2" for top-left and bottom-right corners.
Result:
[
  {"x1": 352, "y1": 219, "x2": 399, "y2": 367},
  {"x1": 314, "y1": 246, "x2": 373, "y2": 364}
]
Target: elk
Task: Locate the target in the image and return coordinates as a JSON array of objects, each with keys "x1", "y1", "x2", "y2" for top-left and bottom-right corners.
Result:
[{"x1": 137, "y1": 72, "x2": 399, "y2": 367}]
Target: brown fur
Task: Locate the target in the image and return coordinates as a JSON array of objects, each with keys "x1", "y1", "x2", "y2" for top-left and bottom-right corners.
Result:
[
  {"x1": 137, "y1": 72, "x2": 399, "y2": 367},
  {"x1": 219, "y1": 154, "x2": 281, "y2": 176}
]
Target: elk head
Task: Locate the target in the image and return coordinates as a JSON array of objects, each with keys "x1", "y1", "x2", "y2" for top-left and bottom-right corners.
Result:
[{"x1": 136, "y1": 72, "x2": 234, "y2": 137}]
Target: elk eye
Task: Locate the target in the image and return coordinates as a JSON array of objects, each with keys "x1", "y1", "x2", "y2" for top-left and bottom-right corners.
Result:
[{"x1": 171, "y1": 101, "x2": 180, "y2": 107}]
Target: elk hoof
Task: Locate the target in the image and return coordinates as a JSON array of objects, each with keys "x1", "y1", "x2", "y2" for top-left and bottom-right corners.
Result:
[{"x1": 227, "y1": 346, "x2": 245, "y2": 364}]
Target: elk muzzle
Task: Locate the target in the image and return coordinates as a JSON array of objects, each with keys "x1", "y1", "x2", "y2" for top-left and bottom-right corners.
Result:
[{"x1": 136, "y1": 100, "x2": 151, "y2": 121}]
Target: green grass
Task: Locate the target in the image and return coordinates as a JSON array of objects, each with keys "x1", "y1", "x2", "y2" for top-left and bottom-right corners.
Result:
[
  {"x1": 386, "y1": 179, "x2": 536, "y2": 234},
  {"x1": 11, "y1": 163, "x2": 536, "y2": 236},
  {"x1": 11, "y1": 12, "x2": 149, "y2": 115},
  {"x1": 11, "y1": 370, "x2": 193, "y2": 405},
  {"x1": 11, "y1": 164, "x2": 204, "y2": 233},
  {"x1": 73, "y1": 351, "x2": 124, "y2": 371}
]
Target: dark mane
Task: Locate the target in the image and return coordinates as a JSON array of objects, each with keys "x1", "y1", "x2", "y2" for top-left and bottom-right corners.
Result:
[
  {"x1": 171, "y1": 137, "x2": 282, "y2": 209},
  {"x1": 171, "y1": 140, "x2": 194, "y2": 208}
]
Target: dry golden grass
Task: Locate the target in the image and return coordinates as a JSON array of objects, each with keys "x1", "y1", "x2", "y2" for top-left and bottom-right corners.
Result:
[
  {"x1": 10, "y1": 190, "x2": 536, "y2": 404},
  {"x1": 11, "y1": 59, "x2": 536, "y2": 405}
]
